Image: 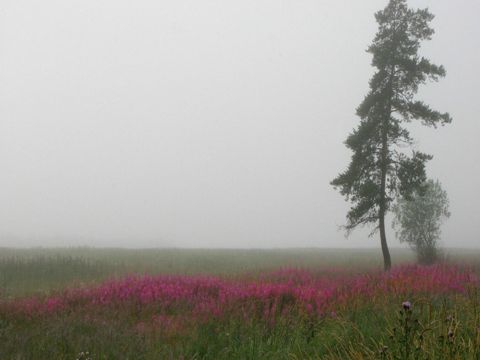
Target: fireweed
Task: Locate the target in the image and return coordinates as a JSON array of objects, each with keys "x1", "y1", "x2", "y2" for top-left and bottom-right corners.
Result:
[{"x1": 1, "y1": 265, "x2": 477, "y2": 330}]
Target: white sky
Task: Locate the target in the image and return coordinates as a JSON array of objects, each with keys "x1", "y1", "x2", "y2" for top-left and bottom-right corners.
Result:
[{"x1": 0, "y1": 0, "x2": 479, "y2": 248}]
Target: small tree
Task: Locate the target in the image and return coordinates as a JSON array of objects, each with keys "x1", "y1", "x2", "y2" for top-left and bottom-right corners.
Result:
[
  {"x1": 392, "y1": 179, "x2": 450, "y2": 264},
  {"x1": 331, "y1": 0, "x2": 451, "y2": 270}
]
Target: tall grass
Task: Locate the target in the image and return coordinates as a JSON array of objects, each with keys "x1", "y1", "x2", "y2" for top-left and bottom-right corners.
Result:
[
  {"x1": 1, "y1": 263, "x2": 479, "y2": 359},
  {"x1": 1, "y1": 248, "x2": 479, "y2": 359},
  {"x1": 0, "y1": 247, "x2": 419, "y2": 297}
]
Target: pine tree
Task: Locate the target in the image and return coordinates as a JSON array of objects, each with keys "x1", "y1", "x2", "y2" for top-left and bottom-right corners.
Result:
[{"x1": 331, "y1": 0, "x2": 451, "y2": 271}]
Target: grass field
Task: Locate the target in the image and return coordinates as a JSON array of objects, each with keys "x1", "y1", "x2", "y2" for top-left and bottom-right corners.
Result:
[{"x1": 1, "y1": 247, "x2": 479, "y2": 359}]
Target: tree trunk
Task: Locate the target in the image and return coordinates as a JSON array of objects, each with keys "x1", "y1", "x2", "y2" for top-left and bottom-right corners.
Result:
[
  {"x1": 379, "y1": 125, "x2": 392, "y2": 270},
  {"x1": 378, "y1": 61, "x2": 396, "y2": 272},
  {"x1": 379, "y1": 95, "x2": 392, "y2": 271},
  {"x1": 379, "y1": 211, "x2": 391, "y2": 271}
]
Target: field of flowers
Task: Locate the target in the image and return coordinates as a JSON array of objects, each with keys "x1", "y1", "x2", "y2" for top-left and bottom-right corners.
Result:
[{"x1": 1, "y1": 261, "x2": 479, "y2": 359}]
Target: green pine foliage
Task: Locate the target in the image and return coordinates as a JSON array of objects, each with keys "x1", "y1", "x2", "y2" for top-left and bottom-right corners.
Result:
[{"x1": 331, "y1": 0, "x2": 451, "y2": 270}]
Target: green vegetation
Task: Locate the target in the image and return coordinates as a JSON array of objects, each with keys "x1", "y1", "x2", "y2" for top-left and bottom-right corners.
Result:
[
  {"x1": 2, "y1": 247, "x2": 480, "y2": 298},
  {"x1": 2, "y1": 296, "x2": 479, "y2": 359},
  {"x1": 331, "y1": 0, "x2": 452, "y2": 270},
  {"x1": 0, "y1": 249, "x2": 479, "y2": 359},
  {"x1": 0, "y1": 247, "x2": 418, "y2": 298},
  {"x1": 393, "y1": 179, "x2": 450, "y2": 264}
]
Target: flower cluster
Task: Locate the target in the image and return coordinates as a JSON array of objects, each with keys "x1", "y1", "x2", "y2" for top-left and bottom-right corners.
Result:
[{"x1": 1, "y1": 264, "x2": 477, "y2": 333}]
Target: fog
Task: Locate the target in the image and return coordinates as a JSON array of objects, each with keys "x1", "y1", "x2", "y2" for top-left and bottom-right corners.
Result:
[{"x1": 0, "y1": 0, "x2": 478, "y2": 248}]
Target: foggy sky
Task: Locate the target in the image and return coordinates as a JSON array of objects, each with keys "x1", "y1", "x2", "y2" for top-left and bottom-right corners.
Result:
[{"x1": 0, "y1": 0, "x2": 479, "y2": 248}]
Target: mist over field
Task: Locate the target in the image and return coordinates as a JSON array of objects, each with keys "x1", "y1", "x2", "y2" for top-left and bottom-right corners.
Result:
[
  {"x1": 2, "y1": 1, "x2": 480, "y2": 358},
  {"x1": 1, "y1": 0, "x2": 479, "y2": 249}
]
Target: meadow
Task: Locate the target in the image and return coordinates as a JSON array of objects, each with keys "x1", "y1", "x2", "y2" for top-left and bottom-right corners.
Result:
[{"x1": 0, "y1": 248, "x2": 479, "y2": 359}]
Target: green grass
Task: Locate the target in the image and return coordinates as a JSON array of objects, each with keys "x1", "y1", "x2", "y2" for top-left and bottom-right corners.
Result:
[
  {"x1": 1, "y1": 291, "x2": 478, "y2": 359},
  {"x1": 2, "y1": 247, "x2": 479, "y2": 298},
  {"x1": 1, "y1": 247, "x2": 479, "y2": 359},
  {"x1": 0, "y1": 247, "x2": 416, "y2": 297}
]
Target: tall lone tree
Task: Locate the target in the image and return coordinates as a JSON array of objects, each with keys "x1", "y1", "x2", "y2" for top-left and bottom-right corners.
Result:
[{"x1": 331, "y1": 0, "x2": 451, "y2": 271}]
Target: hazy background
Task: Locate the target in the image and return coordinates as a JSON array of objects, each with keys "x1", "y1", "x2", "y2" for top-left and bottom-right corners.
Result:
[{"x1": 0, "y1": 0, "x2": 478, "y2": 248}]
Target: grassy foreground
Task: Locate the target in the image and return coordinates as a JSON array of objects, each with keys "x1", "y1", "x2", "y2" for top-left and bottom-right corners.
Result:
[{"x1": 0, "y1": 248, "x2": 479, "y2": 359}]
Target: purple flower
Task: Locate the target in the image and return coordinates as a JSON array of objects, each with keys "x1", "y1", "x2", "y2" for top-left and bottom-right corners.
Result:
[{"x1": 402, "y1": 301, "x2": 412, "y2": 310}]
